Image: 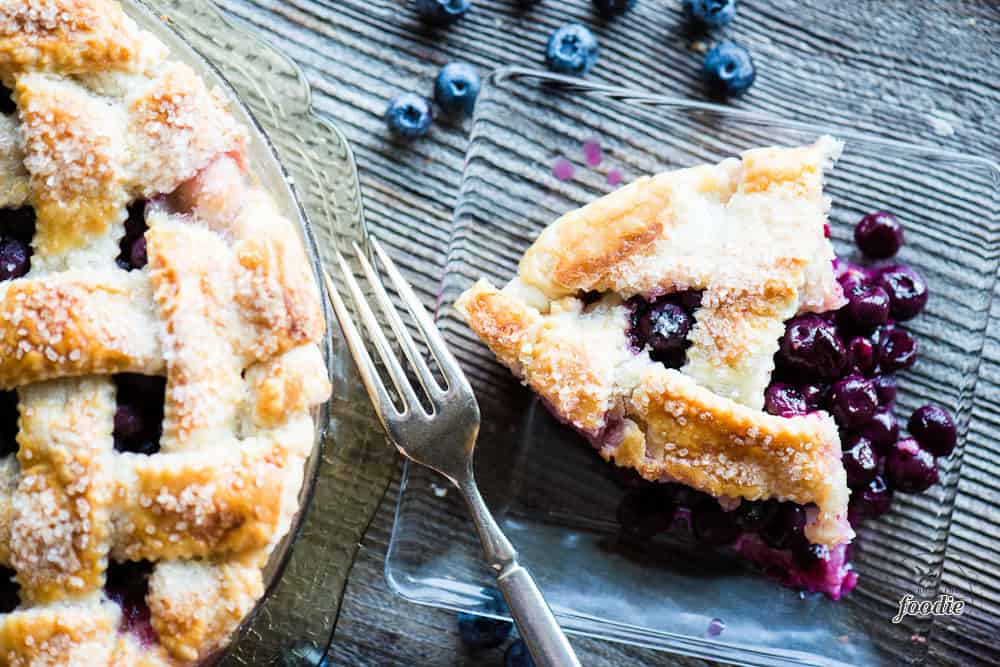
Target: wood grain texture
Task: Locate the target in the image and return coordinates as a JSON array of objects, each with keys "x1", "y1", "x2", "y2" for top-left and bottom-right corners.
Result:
[{"x1": 212, "y1": 0, "x2": 1000, "y2": 664}]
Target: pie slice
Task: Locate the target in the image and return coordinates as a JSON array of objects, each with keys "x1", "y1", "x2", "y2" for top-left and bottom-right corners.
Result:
[{"x1": 456, "y1": 137, "x2": 855, "y2": 551}]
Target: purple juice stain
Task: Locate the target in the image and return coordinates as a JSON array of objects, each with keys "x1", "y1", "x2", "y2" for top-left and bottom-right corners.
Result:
[
  {"x1": 583, "y1": 138, "x2": 602, "y2": 166},
  {"x1": 706, "y1": 617, "x2": 726, "y2": 638},
  {"x1": 552, "y1": 157, "x2": 575, "y2": 181},
  {"x1": 607, "y1": 168, "x2": 623, "y2": 186}
]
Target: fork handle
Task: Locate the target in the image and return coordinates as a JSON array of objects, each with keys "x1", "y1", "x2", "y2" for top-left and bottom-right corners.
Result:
[{"x1": 461, "y1": 481, "x2": 581, "y2": 667}]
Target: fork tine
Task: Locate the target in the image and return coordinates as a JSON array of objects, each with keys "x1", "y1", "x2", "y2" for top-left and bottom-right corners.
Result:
[
  {"x1": 351, "y1": 241, "x2": 443, "y2": 398},
  {"x1": 322, "y1": 268, "x2": 397, "y2": 425},
  {"x1": 369, "y1": 237, "x2": 472, "y2": 394},
  {"x1": 330, "y1": 250, "x2": 425, "y2": 416}
]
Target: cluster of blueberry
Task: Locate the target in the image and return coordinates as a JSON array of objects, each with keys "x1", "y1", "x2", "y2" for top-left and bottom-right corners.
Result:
[
  {"x1": 389, "y1": 0, "x2": 754, "y2": 137},
  {"x1": 614, "y1": 211, "x2": 956, "y2": 596},
  {"x1": 454, "y1": 588, "x2": 535, "y2": 667}
]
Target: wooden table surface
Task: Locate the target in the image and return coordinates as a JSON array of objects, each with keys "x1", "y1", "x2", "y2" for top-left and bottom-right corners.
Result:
[{"x1": 211, "y1": 1, "x2": 999, "y2": 664}]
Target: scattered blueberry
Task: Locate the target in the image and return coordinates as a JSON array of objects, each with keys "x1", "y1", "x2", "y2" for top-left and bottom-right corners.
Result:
[
  {"x1": 636, "y1": 301, "x2": 693, "y2": 357},
  {"x1": 885, "y1": 438, "x2": 938, "y2": 493},
  {"x1": 759, "y1": 502, "x2": 806, "y2": 550},
  {"x1": 828, "y1": 374, "x2": 878, "y2": 428},
  {"x1": 683, "y1": 0, "x2": 737, "y2": 28},
  {"x1": 702, "y1": 41, "x2": 756, "y2": 98},
  {"x1": 691, "y1": 500, "x2": 741, "y2": 547},
  {"x1": 279, "y1": 640, "x2": 330, "y2": 667},
  {"x1": 846, "y1": 336, "x2": 877, "y2": 376},
  {"x1": 855, "y1": 211, "x2": 904, "y2": 259},
  {"x1": 845, "y1": 286, "x2": 890, "y2": 332},
  {"x1": 415, "y1": 0, "x2": 471, "y2": 25},
  {"x1": 849, "y1": 475, "x2": 893, "y2": 521},
  {"x1": 593, "y1": 0, "x2": 636, "y2": 16},
  {"x1": 0, "y1": 238, "x2": 29, "y2": 281},
  {"x1": 546, "y1": 24, "x2": 599, "y2": 76},
  {"x1": 434, "y1": 62, "x2": 481, "y2": 116},
  {"x1": 777, "y1": 315, "x2": 846, "y2": 380},
  {"x1": 875, "y1": 325, "x2": 918, "y2": 372},
  {"x1": 792, "y1": 542, "x2": 830, "y2": 571},
  {"x1": 872, "y1": 374, "x2": 897, "y2": 405},
  {"x1": 0, "y1": 390, "x2": 18, "y2": 458},
  {"x1": 385, "y1": 93, "x2": 433, "y2": 139},
  {"x1": 841, "y1": 436, "x2": 878, "y2": 488},
  {"x1": 617, "y1": 486, "x2": 676, "y2": 539},
  {"x1": 504, "y1": 639, "x2": 535, "y2": 667},
  {"x1": 0, "y1": 566, "x2": 18, "y2": 613},
  {"x1": 456, "y1": 589, "x2": 513, "y2": 649},
  {"x1": 764, "y1": 383, "x2": 808, "y2": 417},
  {"x1": 907, "y1": 404, "x2": 957, "y2": 457},
  {"x1": 876, "y1": 265, "x2": 928, "y2": 321},
  {"x1": 857, "y1": 407, "x2": 900, "y2": 451},
  {"x1": 733, "y1": 499, "x2": 777, "y2": 533}
]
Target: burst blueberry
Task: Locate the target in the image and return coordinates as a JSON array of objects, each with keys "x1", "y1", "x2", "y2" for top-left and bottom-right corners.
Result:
[
  {"x1": 385, "y1": 93, "x2": 433, "y2": 138},
  {"x1": 593, "y1": 0, "x2": 636, "y2": 16},
  {"x1": 434, "y1": 62, "x2": 481, "y2": 116},
  {"x1": 777, "y1": 314, "x2": 846, "y2": 380},
  {"x1": 828, "y1": 374, "x2": 878, "y2": 429},
  {"x1": 691, "y1": 500, "x2": 741, "y2": 547},
  {"x1": 876, "y1": 265, "x2": 928, "y2": 321},
  {"x1": 885, "y1": 438, "x2": 938, "y2": 493},
  {"x1": 546, "y1": 24, "x2": 599, "y2": 76},
  {"x1": 456, "y1": 588, "x2": 513, "y2": 649},
  {"x1": 415, "y1": 0, "x2": 470, "y2": 25},
  {"x1": 855, "y1": 211, "x2": 904, "y2": 259},
  {"x1": 841, "y1": 436, "x2": 878, "y2": 488},
  {"x1": 505, "y1": 639, "x2": 535, "y2": 667},
  {"x1": 764, "y1": 383, "x2": 808, "y2": 417},
  {"x1": 702, "y1": 41, "x2": 755, "y2": 98},
  {"x1": 907, "y1": 404, "x2": 956, "y2": 457},
  {"x1": 683, "y1": 0, "x2": 737, "y2": 28}
]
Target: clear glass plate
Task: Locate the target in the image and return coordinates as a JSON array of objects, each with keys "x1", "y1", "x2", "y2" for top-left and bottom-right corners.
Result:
[
  {"x1": 124, "y1": 2, "x2": 383, "y2": 665},
  {"x1": 386, "y1": 68, "x2": 1000, "y2": 666}
]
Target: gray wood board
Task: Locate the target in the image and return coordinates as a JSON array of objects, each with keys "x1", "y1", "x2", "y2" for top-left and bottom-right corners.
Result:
[{"x1": 215, "y1": 0, "x2": 999, "y2": 664}]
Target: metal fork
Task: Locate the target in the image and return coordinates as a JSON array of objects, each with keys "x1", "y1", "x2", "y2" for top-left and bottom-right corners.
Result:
[{"x1": 324, "y1": 238, "x2": 581, "y2": 667}]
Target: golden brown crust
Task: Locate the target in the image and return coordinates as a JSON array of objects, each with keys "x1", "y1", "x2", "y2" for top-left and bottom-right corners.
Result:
[{"x1": 0, "y1": 601, "x2": 120, "y2": 666}]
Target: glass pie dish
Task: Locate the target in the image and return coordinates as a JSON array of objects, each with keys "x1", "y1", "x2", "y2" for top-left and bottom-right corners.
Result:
[
  {"x1": 386, "y1": 68, "x2": 1000, "y2": 666},
  {"x1": 119, "y1": 1, "x2": 373, "y2": 664}
]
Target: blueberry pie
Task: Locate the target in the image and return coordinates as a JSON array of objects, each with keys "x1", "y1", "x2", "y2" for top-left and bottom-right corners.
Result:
[{"x1": 0, "y1": 1, "x2": 331, "y2": 663}]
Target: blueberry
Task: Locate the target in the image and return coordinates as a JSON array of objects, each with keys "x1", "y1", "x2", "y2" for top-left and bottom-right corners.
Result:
[
  {"x1": 415, "y1": 0, "x2": 470, "y2": 25},
  {"x1": 907, "y1": 404, "x2": 957, "y2": 457},
  {"x1": 857, "y1": 406, "x2": 900, "y2": 451},
  {"x1": 0, "y1": 238, "x2": 29, "y2": 281},
  {"x1": 617, "y1": 486, "x2": 676, "y2": 538},
  {"x1": 123, "y1": 201, "x2": 147, "y2": 239},
  {"x1": 434, "y1": 62, "x2": 481, "y2": 116},
  {"x1": 841, "y1": 436, "x2": 878, "y2": 488},
  {"x1": 846, "y1": 336, "x2": 877, "y2": 376},
  {"x1": 279, "y1": 640, "x2": 330, "y2": 667},
  {"x1": 733, "y1": 499, "x2": 776, "y2": 533},
  {"x1": 114, "y1": 404, "x2": 146, "y2": 441},
  {"x1": 0, "y1": 390, "x2": 18, "y2": 458},
  {"x1": 683, "y1": 0, "x2": 737, "y2": 28},
  {"x1": 828, "y1": 374, "x2": 878, "y2": 429},
  {"x1": 637, "y1": 300, "x2": 692, "y2": 357},
  {"x1": 105, "y1": 560, "x2": 155, "y2": 643},
  {"x1": 0, "y1": 566, "x2": 18, "y2": 613},
  {"x1": 546, "y1": 24, "x2": 599, "y2": 76},
  {"x1": 702, "y1": 41, "x2": 755, "y2": 98},
  {"x1": 875, "y1": 325, "x2": 918, "y2": 372},
  {"x1": 777, "y1": 315, "x2": 846, "y2": 380},
  {"x1": 764, "y1": 383, "x2": 808, "y2": 417},
  {"x1": 676, "y1": 289, "x2": 704, "y2": 311},
  {"x1": 456, "y1": 589, "x2": 513, "y2": 649},
  {"x1": 505, "y1": 639, "x2": 536, "y2": 667},
  {"x1": 128, "y1": 235, "x2": 147, "y2": 270},
  {"x1": 759, "y1": 502, "x2": 806, "y2": 550},
  {"x1": 593, "y1": 0, "x2": 636, "y2": 16},
  {"x1": 799, "y1": 383, "x2": 829, "y2": 410},
  {"x1": 885, "y1": 438, "x2": 938, "y2": 494},
  {"x1": 691, "y1": 500, "x2": 741, "y2": 547},
  {"x1": 385, "y1": 93, "x2": 433, "y2": 139},
  {"x1": 876, "y1": 265, "x2": 928, "y2": 321},
  {"x1": 848, "y1": 475, "x2": 893, "y2": 521},
  {"x1": 792, "y1": 542, "x2": 830, "y2": 571},
  {"x1": 0, "y1": 207, "x2": 36, "y2": 243},
  {"x1": 855, "y1": 211, "x2": 904, "y2": 259},
  {"x1": 845, "y1": 286, "x2": 890, "y2": 332},
  {"x1": 836, "y1": 261, "x2": 871, "y2": 294},
  {"x1": 872, "y1": 374, "x2": 897, "y2": 405}
]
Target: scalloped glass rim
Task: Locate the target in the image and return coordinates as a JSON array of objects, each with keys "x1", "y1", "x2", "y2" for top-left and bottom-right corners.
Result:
[
  {"x1": 123, "y1": 0, "x2": 345, "y2": 663},
  {"x1": 386, "y1": 67, "x2": 1000, "y2": 667}
]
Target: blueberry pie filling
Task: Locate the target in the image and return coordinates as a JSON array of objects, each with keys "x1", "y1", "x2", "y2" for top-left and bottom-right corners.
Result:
[{"x1": 458, "y1": 137, "x2": 954, "y2": 599}]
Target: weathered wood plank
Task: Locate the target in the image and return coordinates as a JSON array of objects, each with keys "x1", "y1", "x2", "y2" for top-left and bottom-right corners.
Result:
[{"x1": 215, "y1": 0, "x2": 999, "y2": 664}]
